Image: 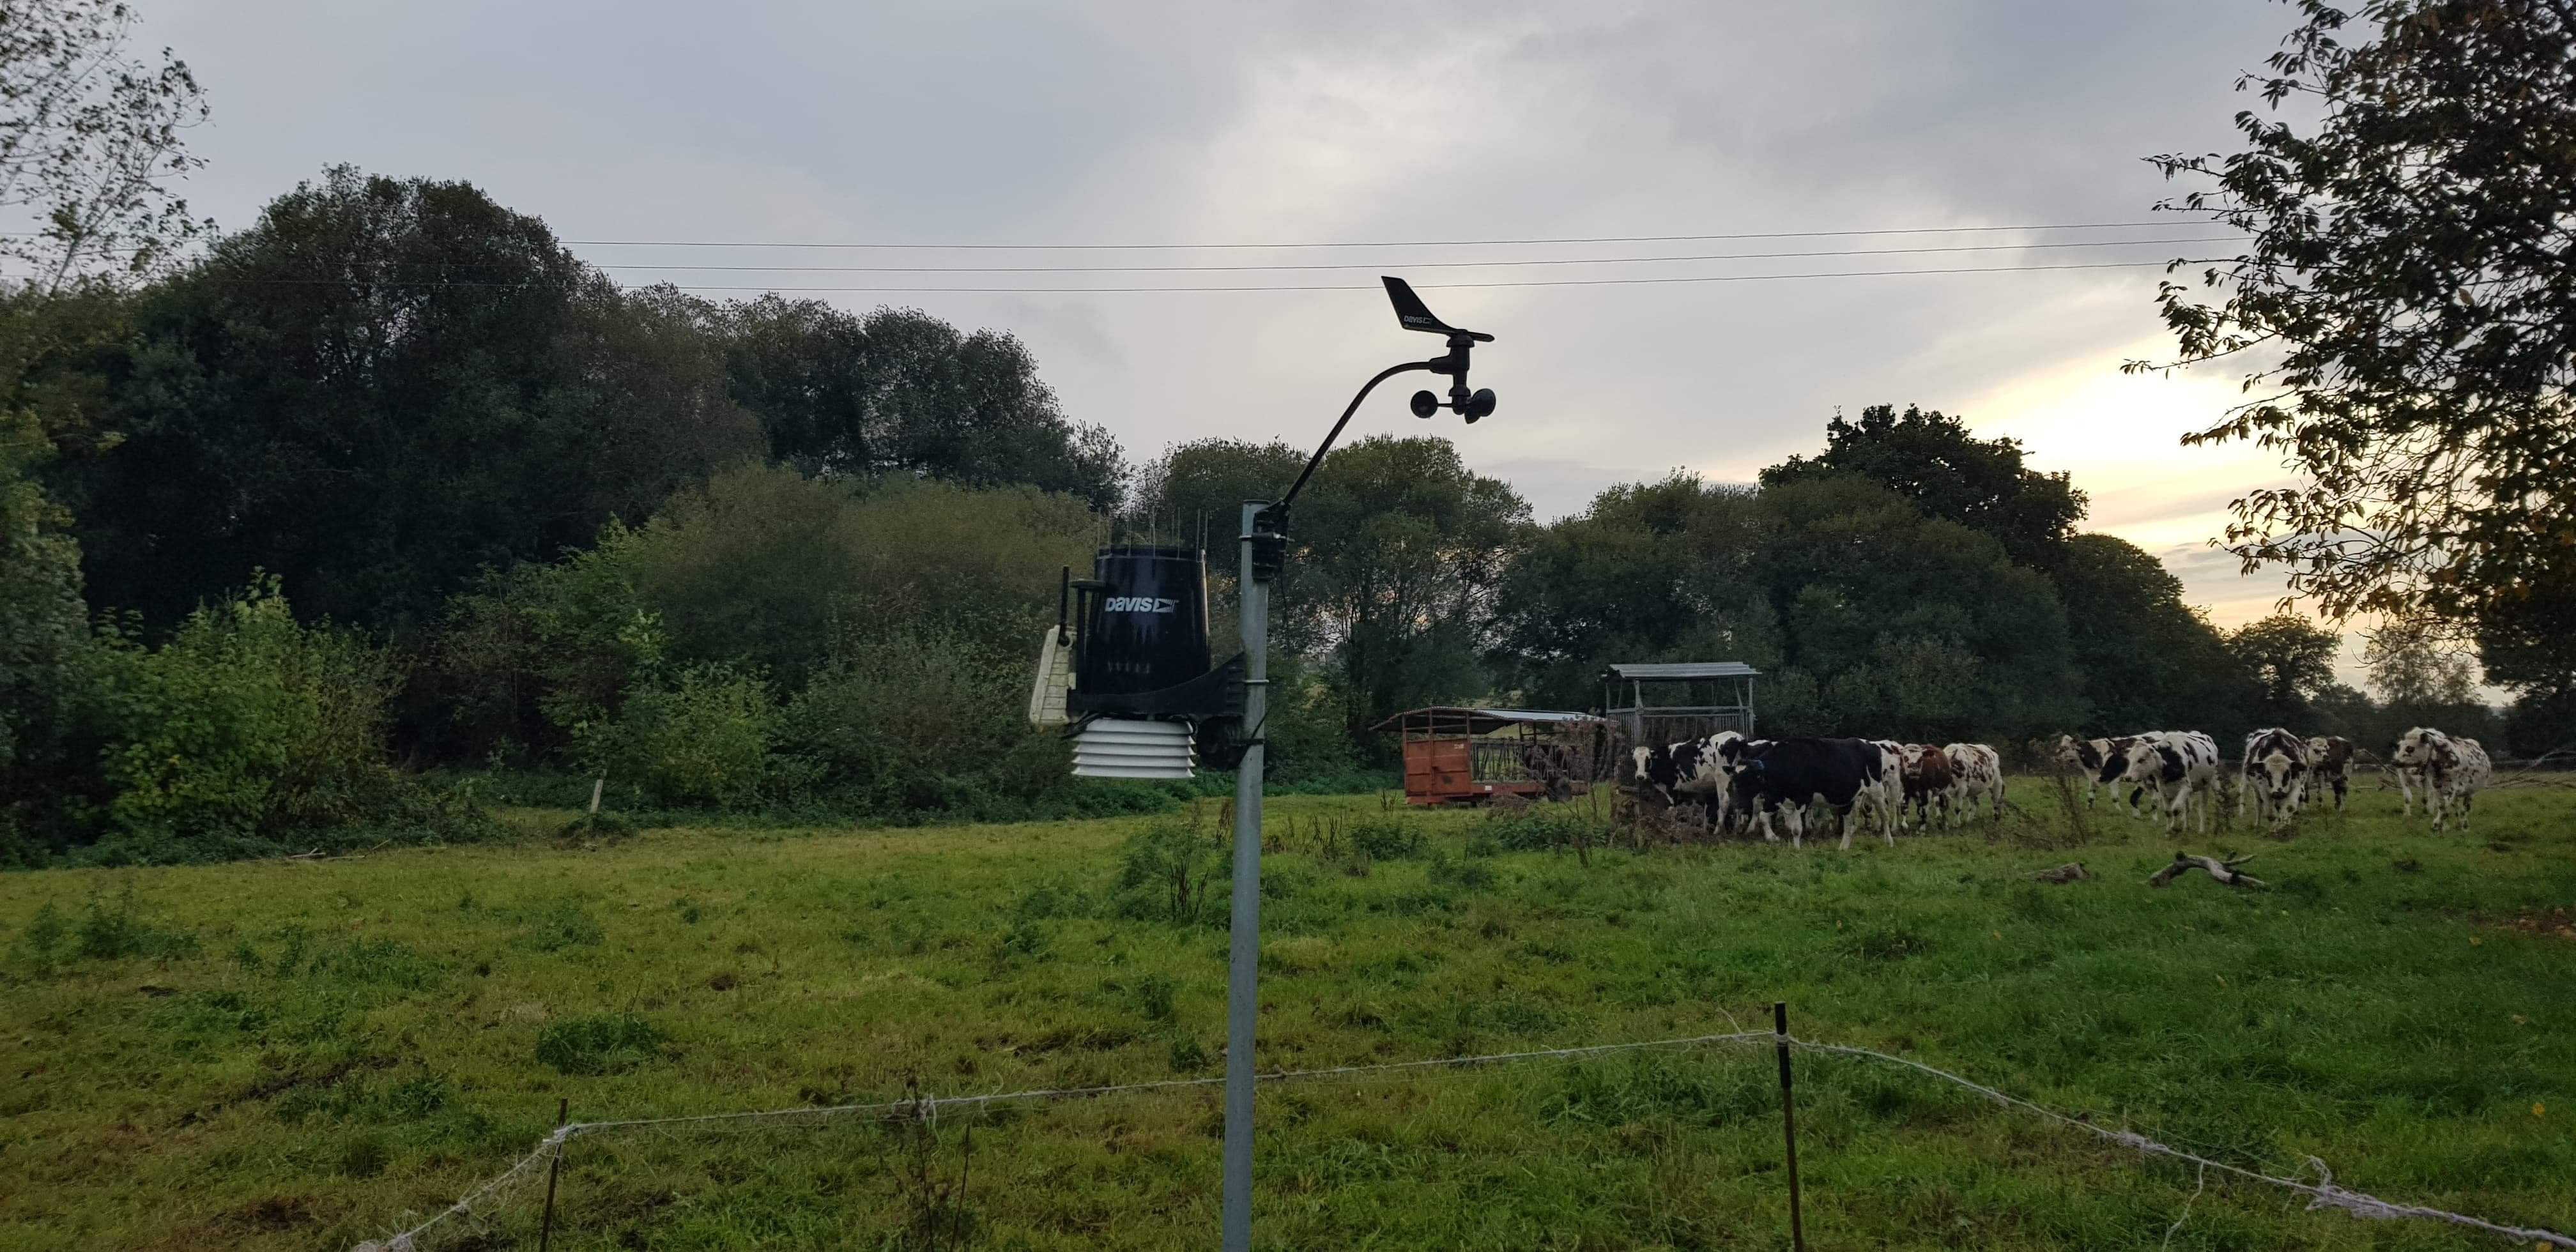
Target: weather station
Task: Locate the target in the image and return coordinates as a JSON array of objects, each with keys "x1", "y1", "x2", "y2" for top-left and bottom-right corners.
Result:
[{"x1": 1027, "y1": 276, "x2": 1498, "y2": 1252}]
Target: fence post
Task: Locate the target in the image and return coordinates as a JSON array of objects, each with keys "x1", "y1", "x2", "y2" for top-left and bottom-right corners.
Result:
[
  {"x1": 1774, "y1": 1002, "x2": 1806, "y2": 1252},
  {"x1": 539, "y1": 1096, "x2": 568, "y2": 1251}
]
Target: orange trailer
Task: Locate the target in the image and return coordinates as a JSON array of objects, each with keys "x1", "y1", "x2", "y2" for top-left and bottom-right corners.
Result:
[{"x1": 1372, "y1": 706, "x2": 1612, "y2": 806}]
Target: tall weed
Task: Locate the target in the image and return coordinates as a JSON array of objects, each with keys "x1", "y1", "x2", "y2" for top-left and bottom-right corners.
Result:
[{"x1": 1113, "y1": 822, "x2": 1223, "y2": 925}]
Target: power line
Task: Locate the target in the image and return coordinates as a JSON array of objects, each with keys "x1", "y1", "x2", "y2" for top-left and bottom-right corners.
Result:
[
  {"x1": 565, "y1": 236, "x2": 2242, "y2": 275},
  {"x1": 155, "y1": 258, "x2": 2214, "y2": 294},
  {"x1": 552, "y1": 218, "x2": 2208, "y2": 251},
  {"x1": 3, "y1": 218, "x2": 2212, "y2": 253},
  {"x1": 6, "y1": 234, "x2": 2243, "y2": 279}
]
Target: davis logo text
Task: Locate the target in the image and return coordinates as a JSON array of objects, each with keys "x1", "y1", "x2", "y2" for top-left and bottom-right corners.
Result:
[{"x1": 1105, "y1": 596, "x2": 1177, "y2": 614}]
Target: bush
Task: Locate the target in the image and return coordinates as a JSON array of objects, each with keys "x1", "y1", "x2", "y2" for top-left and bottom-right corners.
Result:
[
  {"x1": 574, "y1": 663, "x2": 795, "y2": 808},
  {"x1": 781, "y1": 630, "x2": 1068, "y2": 814},
  {"x1": 75, "y1": 885, "x2": 198, "y2": 959},
  {"x1": 83, "y1": 578, "x2": 418, "y2": 851},
  {"x1": 10, "y1": 901, "x2": 67, "y2": 971},
  {"x1": 1349, "y1": 820, "x2": 1424, "y2": 861},
  {"x1": 429, "y1": 467, "x2": 1102, "y2": 767},
  {"x1": 8, "y1": 887, "x2": 192, "y2": 967},
  {"x1": 1484, "y1": 811, "x2": 1601, "y2": 852}
]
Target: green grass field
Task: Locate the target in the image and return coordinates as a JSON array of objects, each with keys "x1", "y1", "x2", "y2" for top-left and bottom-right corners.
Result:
[{"x1": 2, "y1": 779, "x2": 2571, "y2": 1250}]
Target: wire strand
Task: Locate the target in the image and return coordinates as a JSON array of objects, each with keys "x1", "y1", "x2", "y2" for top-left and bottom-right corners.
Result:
[
  {"x1": 1, "y1": 218, "x2": 2220, "y2": 257},
  {"x1": 148, "y1": 257, "x2": 2217, "y2": 296},
  {"x1": 548, "y1": 218, "x2": 2207, "y2": 251},
  {"x1": 349, "y1": 1030, "x2": 2576, "y2": 1251},
  {"x1": 549, "y1": 235, "x2": 2244, "y2": 275}
]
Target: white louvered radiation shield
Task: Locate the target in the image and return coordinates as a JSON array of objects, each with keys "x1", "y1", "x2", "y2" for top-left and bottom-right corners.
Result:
[{"x1": 1071, "y1": 718, "x2": 1197, "y2": 779}]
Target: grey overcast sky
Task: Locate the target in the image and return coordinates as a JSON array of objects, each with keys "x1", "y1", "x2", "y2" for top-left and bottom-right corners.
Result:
[{"x1": 143, "y1": 0, "x2": 2359, "y2": 661}]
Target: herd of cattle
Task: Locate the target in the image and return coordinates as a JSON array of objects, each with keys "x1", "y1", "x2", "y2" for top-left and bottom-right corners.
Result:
[
  {"x1": 1628, "y1": 725, "x2": 2498, "y2": 846},
  {"x1": 1629, "y1": 733, "x2": 2004, "y2": 849}
]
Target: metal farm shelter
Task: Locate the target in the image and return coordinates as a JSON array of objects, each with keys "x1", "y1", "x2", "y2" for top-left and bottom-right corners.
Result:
[
  {"x1": 1372, "y1": 707, "x2": 1612, "y2": 806},
  {"x1": 1602, "y1": 661, "x2": 1759, "y2": 746}
]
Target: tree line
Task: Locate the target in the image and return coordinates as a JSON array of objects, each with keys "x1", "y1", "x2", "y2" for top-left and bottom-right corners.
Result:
[{"x1": 0, "y1": 166, "x2": 2531, "y2": 866}]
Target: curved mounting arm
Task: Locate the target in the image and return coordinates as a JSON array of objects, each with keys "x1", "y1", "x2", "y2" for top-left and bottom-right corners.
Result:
[{"x1": 1275, "y1": 358, "x2": 1437, "y2": 512}]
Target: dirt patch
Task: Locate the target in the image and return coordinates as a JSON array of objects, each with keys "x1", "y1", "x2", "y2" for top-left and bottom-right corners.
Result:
[
  {"x1": 234, "y1": 1054, "x2": 396, "y2": 1107},
  {"x1": 167, "y1": 1053, "x2": 399, "y2": 1128},
  {"x1": 237, "y1": 1193, "x2": 314, "y2": 1230},
  {"x1": 2501, "y1": 908, "x2": 2576, "y2": 940}
]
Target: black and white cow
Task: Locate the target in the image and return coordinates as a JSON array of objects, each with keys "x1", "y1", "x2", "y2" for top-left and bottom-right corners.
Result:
[
  {"x1": 2099, "y1": 730, "x2": 2222, "y2": 834},
  {"x1": 2240, "y1": 727, "x2": 2308, "y2": 827},
  {"x1": 1859, "y1": 740, "x2": 1910, "y2": 837},
  {"x1": 2391, "y1": 728, "x2": 2493, "y2": 832},
  {"x1": 2303, "y1": 735, "x2": 2354, "y2": 811},
  {"x1": 2052, "y1": 734, "x2": 2144, "y2": 811},
  {"x1": 1631, "y1": 731, "x2": 1742, "y2": 827},
  {"x1": 1724, "y1": 737, "x2": 1892, "y2": 850},
  {"x1": 1943, "y1": 743, "x2": 2004, "y2": 821}
]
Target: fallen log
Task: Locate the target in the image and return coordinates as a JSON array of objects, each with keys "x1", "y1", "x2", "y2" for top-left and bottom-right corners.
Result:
[
  {"x1": 2032, "y1": 862, "x2": 2091, "y2": 883},
  {"x1": 2147, "y1": 851, "x2": 2267, "y2": 890}
]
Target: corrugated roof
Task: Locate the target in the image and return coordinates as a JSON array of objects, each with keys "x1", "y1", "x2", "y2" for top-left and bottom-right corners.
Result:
[
  {"x1": 1370, "y1": 706, "x2": 1610, "y2": 733},
  {"x1": 1605, "y1": 662, "x2": 1760, "y2": 680}
]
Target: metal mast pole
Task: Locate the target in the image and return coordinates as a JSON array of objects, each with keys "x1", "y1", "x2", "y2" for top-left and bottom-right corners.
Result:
[
  {"x1": 1209, "y1": 279, "x2": 1488, "y2": 1251},
  {"x1": 1220, "y1": 500, "x2": 1271, "y2": 1252}
]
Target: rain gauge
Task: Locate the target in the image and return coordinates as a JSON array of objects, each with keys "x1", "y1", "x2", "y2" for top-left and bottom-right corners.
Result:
[{"x1": 1028, "y1": 545, "x2": 1246, "y2": 778}]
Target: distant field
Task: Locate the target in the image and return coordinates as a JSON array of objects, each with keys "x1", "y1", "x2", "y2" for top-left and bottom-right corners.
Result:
[{"x1": 2, "y1": 780, "x2": 2571, "y2": 1250}]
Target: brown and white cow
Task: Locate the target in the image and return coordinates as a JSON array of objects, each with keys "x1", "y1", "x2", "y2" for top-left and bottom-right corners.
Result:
[
  {"x1": 2240, "y1": 727, "x2": 2308, "y2": 827},
  {"x1": 1944, "y1": 743, "x2": 2005, "y2": 821},
  {"x1": 2303, "y1": 735, "x2": 2354, "y2": 811},
  {"x1": 1882, "y1": 742, "x2": 1954, "y2": 829},
  {"x1": 2392, "y1": 728, "x2": 2493, "y2": 831}
]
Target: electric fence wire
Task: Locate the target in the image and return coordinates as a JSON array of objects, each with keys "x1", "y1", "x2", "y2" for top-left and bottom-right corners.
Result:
[{"x1": 351, "y1": 1030, "x2": 2576, "y2": 1251}]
